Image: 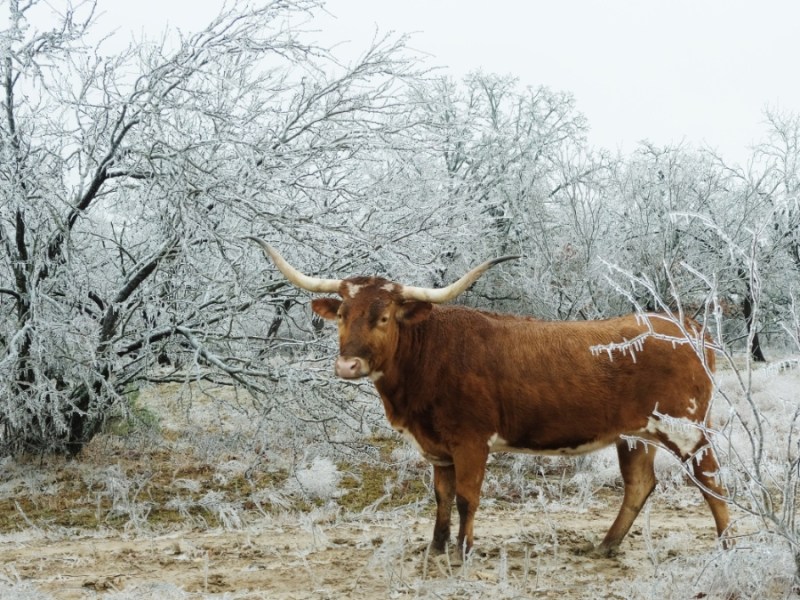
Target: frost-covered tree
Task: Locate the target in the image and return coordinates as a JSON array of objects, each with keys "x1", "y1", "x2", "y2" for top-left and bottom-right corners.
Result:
[
  {"x1": 600, "y1": 143, "x2": 788, "y2": 359},
  {"x1": 372, "y1": 72, "x2": 595, "y2": 315},
  {"x1": 754, "y1": 108, "x2": 800, "y2": 336},
  {"x1": 523, "y1": 146, "x2": 613, "y2": 319},
  {"x1": 699, "y1": 113, "x2": 800, "y2": 359},
  {"x1": 0, "y1": 0, "x2": 422, "y2": 456},
  {"x1": 604, "y1": 144, "x2": 716, "y2": 309}
]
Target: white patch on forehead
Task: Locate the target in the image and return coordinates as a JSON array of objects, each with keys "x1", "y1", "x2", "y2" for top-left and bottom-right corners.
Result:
[
  {"x1": 687, "y1": 397, "x2": 698, "y2": 415},
  {"x1": 488, "y1": 434, "x2": 609, "y2": 456},
  {"x1": 643, "y1": 415, "x2": 704, "y2": 456},
  {"x1": 345, "y1": 282, "x2": 365, "y2": 298}
]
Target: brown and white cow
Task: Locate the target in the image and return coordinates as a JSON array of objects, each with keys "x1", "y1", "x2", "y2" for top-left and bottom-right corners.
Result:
[{"x1": 251, "y1": 239, "x2": 730, "y2": 557}]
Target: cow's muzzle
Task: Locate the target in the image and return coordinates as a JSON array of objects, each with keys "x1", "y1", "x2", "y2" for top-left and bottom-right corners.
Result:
[{"x1": 334, "y1": 356, "x2": 370, "y2": 379}]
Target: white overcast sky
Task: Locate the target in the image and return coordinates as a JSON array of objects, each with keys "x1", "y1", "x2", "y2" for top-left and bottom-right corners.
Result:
[{"x1": 74, "y1": 1, "x2": 800, "y2": 166}]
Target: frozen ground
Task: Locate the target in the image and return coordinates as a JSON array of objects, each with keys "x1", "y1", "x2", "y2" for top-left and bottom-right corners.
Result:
[
  {"x1": 0, "y1": 495, "x2": 736, "y2": 599},
  {"x1": 1, "y1": 362, "x2": 798, "y2": 599}
]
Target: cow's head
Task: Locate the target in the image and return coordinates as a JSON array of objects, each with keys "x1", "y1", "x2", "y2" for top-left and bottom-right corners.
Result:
[{"x1": 249, "y1": 238, "x2": 518, "y2": 380}]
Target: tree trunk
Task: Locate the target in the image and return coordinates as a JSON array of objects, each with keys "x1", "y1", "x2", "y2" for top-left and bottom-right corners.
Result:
[{"x1": 741, "y1": 274, "x2": 767, "y2": 362}]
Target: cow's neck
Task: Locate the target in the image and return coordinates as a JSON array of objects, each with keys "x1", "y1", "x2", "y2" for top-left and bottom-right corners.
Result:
[
  {"x1": 371, "y1": 318, "x2": 430, "y2": 425},
  {"x1": 372, "y1": 363, "x2": 412, "y2": 425}
]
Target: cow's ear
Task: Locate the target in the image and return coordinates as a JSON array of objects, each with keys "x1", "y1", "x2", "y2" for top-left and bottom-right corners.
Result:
[
  {"x1": 396, "y1": 301, "x2": 433, "y2": 325},
  {"x1": 312, "y1": 298, "x2": 341, "y2": 320}
]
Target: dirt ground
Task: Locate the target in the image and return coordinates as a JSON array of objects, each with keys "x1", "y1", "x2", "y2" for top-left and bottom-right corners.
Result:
[
  {"x1": 4, "y1": 377, "x2": 796, "y2": 599},
  {"x1": 1, "y1": 493, "x2": 728, "y2": 599}
]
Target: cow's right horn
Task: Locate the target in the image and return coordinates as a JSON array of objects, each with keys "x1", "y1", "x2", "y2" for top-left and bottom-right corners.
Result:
[
  {"x1": 400, "y1": 255, "x2": 520, "y2": 304},
  {"x1": 248, "y1": 237, "x2": 342, "y2": 294}
]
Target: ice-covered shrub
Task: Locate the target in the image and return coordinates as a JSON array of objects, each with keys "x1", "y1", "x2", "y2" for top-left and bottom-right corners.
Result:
[{"x1": 286, "y1": 456, "x2": 344, "y2": 501}]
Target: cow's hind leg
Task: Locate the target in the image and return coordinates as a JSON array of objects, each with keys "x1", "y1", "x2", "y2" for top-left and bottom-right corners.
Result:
[
  {"x1": 595, "y1": 439, "x2": 657, "y2": 557},
  {"x1": 430, "y1": 464, "x2": 456, "y2": 554},
  {"x1": 689, "y1": 441, "x2": 731, "y2": 547},
  {"x1": 658, "y1": 428, "x2": 731, "y2": 548}
]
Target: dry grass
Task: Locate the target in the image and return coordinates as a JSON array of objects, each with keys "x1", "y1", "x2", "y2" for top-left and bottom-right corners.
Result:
[{"x1": 1, "y1": 365, "x2": 799, "y2": 599}]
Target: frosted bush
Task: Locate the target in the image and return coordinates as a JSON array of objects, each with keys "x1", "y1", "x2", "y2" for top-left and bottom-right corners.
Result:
[
  {"x1": 574, "y1": 446, "x2": 619, "y2": 488},
  {"x1": 614, "y1": 532, "x2": 798, "y2": 599},
  {"x1": 250, "y1": 487, "x2": 292, "y2": 511},
  {"x1": 198, "y1": 491, "x2": 243, "y2": 530},
  {"x1": 287, "y1": 456, "x2": 343, "y2": 501},
  {"x1": 212, "y1": 459, "x2": 249, "y2": 486}
]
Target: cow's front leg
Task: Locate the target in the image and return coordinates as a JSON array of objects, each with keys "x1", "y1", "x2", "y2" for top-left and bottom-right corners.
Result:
[
  {"x1": 431, "y1": 464, "x2": 456, "y2": 554},
  {"x1": 452, "y1": 444, "x2": 489, "y2": 557}
]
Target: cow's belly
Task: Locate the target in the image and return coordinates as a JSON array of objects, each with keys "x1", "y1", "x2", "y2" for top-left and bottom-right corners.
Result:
[
  {"x1": 396, "y1": 425, "x2": 617, "y2": 465},
  {"x1": 487, "y1": 433, "x2": 613, "y2": 456}
]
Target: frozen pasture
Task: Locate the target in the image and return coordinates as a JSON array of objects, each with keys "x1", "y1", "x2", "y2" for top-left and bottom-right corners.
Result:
[{"x1": 0, "y1": 360, "x2": 798, "y2": 599}]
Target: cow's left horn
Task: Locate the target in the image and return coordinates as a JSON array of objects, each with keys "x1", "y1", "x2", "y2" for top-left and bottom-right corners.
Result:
[
  {"x1": 247, "y1": 237, "x2": 342, "y2": 294},
  {"x1": 400, "y1": 255, "x2": 521, "y2": 304}
]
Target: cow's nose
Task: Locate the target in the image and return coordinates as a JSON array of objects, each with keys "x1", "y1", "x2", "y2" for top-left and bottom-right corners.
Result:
[{"x1": 335, "y1": 356, "x2": 368, "y2": 379}]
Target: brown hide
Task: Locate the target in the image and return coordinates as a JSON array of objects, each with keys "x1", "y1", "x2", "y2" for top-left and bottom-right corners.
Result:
[
  {"x1": 373, "y1": 305, "x2": 714, "y2": 459},
  {"x1": 250, "y1": 240, "x2": 732, "y2": 559},
  {"x1": 308, "y1": 277, "x2": 729, "y2": 557}
]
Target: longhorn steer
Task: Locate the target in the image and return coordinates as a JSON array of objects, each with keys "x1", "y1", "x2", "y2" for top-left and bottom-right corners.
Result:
[{"x1": 251, "y1": 239, "x2": 730, "y2": 557}]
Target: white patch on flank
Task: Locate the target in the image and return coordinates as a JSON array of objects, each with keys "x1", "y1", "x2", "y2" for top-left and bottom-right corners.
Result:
[
  {"x1": 368, "y1": 371, "x2": 383, "y2": 382},
  {"x1": 345, "y1": 282, "x2": 365, "y2": 297},
  {"x1": 381, "y1": 282, "x2": 396, "y2": 293},
  {"x1": 687, "y1": 397, "x2": 698, "y2": 415},
  {"x1": 644, "y1": 415, "x2": 704, "y2": 456},
  {"x1": 488, "y1": 434, "x2": 608, "y2": 456}
]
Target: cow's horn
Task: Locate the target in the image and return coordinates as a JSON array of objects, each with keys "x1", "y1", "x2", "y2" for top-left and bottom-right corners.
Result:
[
  {"x1": 400, "y1": 255, "x2": 521, "y2": 303},
  {"x1": 248, "y1": 237, "x2": 342, "y2": 294}
]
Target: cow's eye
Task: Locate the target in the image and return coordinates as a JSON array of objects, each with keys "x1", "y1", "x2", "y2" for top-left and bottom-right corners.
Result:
[{"x1": 379, "y1": 314, "x2": 390, "y2": 325}]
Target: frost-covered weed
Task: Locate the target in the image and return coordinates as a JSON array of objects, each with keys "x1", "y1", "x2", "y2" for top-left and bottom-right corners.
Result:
[
  {"x1": 615, "y1": 531, "x2": 798, "y2": 599},
  {"x1": 367, "y1": 528, "x2": 414, "y2": 588},
  {"x1": 286, "y1": 456, "x2": 343, "y2": 501},
  {"x1": 250, "y1": 487, "x2": 292, "y2": 511},
  {"x1": 194, "y1": 491, "x2": 243, "y2": 530},
  {"x1": 163, "y1": 480, "x2": 247, "y2": 528},
  {"x1": 298, "y1": 506, "x2": 336, "y2": 549},
  {"x1": 211, "y1": 459, "x2": 250, "y2": 486},
  {"x1": 86, "y1": 465, "x2": 153, "y2": 530},
  {"x1": 163, "y1": 496, "x2": 196, "y2": 521},
  {"x1": 171, "y1": 478, "x2": 202, "y2": 494}
]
